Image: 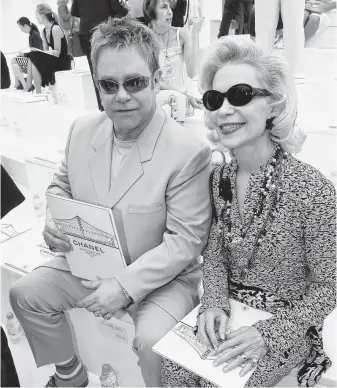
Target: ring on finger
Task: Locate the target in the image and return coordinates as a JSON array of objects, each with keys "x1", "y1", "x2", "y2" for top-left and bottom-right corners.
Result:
[
  {"x1": 94, "y1": 311, "x2": 102, "y2": 317},
  {"x1": 49, "y1": 245, "x2": 57, "y2": 252},
  {"x1": 248, "y1": 357, "x2": 259, "y2": 367},
  {"x1": 241, "y1": 353, "x2": 248, "y2": 361}
]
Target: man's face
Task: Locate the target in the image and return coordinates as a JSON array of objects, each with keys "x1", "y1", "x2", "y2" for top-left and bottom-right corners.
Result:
[{"x1": 96, "y1": 46, "x2": 160, "y2": 137}]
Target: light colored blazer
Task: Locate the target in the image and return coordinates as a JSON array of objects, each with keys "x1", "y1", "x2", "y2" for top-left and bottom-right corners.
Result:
[{"x1": 44, "y1": 105, "x2": 212, "y2": 319}]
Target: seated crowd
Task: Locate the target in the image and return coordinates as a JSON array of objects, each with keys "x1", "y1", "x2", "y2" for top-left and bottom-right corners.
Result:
[{"x1": 1, "y1": 2, "x2": 336, "y2": 388}]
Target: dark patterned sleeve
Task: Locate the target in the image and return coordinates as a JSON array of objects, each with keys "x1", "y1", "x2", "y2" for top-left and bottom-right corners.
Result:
[
  {"x1": 253, "y1": 178, "x2": 336, "y2": 354},
  {"x1": 198, "y1": 167, "x2": 231, "y2": 318}
]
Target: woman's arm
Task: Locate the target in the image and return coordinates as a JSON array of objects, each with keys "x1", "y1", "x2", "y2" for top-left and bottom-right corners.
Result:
[
  {"x1": 253, "y1": 179, "x2": 336, "y2": 354},
  {"x1": 51, "y1": 25, "x2": 63, "y2": 56},
  {"x1": 31, "y1": 32, "x2": 43, "y2": 50},
  {"x1": 198, "y1": 167, "x2": 231, "y2": 318},
  {"x1": 180, "y1": 27, "x2": 199, "y2": 79},
  {"x1": 41, "y1": 31, "x2": 49, "y2": 51}
]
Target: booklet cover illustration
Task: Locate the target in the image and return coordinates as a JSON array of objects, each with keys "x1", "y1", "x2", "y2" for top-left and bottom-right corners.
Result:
[{"x1": 46, "y1": 194, "x2": 126, "y2": 280}]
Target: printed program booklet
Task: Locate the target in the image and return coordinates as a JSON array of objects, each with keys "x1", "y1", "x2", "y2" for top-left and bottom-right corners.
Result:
[
  {"x1": 46, "y1": 194, "x2": 127, "y2": 280},
  {"x1": 153, "y1": 300, "x2": 272, "y2": 387}
]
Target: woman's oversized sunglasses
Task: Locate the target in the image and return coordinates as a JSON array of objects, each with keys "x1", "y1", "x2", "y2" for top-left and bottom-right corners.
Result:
[
  {"x1": 97, "y1": 76, "x2": 151, "y2": 94},
  {"x1": 202, "y1": 83, "x2": 270, "y2": 111}
]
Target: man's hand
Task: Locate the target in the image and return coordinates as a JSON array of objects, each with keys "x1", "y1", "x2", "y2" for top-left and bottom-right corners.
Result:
[
  {"x1": 76, "y1": 278, "x2": 130, "y2": 317},
  {"x1": 43, "y1": 218, "x2": 72, "y2": 253}
]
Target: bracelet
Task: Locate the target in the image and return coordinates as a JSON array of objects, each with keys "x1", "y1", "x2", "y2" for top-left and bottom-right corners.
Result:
[{"x1": 122, "y1": 287, "x2": 133, "y2": 305}]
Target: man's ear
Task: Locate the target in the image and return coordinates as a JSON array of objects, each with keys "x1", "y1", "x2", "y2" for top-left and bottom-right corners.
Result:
[{"x1": 152, "y1": 69, "x2": 162, "y2": 93}]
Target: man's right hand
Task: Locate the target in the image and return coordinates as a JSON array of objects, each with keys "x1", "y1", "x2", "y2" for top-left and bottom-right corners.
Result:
[
  {"x1": 42, "y1": 218, "x2": 72, "y2": 253},
  {"x1": 196, "y1": 307, "x2": 229, "y2": 350}
]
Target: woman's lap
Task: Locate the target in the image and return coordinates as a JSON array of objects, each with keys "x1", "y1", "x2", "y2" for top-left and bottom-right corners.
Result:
[
  {"x1": 28, "y1": 51, "x2": 70, "y2": 86},
  {"x1": 161, "y1": 359, "x2": 298, "y2": 387}
]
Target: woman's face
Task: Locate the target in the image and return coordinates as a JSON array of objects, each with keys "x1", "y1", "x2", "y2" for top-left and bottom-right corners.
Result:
[
  {"x1": 18, "y1": 24, "x2": 30, "y2": 33},
  {"x1": 155, "y1": 0, "x2": 173, "y2": 27},
  {"x1": 35, "y1": 10, "x2": 44, "y2": 24},
  {"x1": 209, "y1": 63, "x2": 272, "y2": 150}
]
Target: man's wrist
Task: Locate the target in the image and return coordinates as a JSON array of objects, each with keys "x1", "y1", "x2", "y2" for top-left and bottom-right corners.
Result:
[{"x1": 122, "y1": 287, "x2": 133, "y2": 307}]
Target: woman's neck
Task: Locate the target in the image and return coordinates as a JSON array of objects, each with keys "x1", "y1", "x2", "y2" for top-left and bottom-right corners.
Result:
[
  {"x1": 43, "y1": 20, "x2": 53, "y2": 29},
  {"x1": 233, "y1": 132, "x2": 275, "y2": 174},
  {"x1": 151, "y1": 21, "x2": 170, "y2": 35}
]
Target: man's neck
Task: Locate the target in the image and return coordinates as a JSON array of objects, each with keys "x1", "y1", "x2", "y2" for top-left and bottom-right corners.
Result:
[
  {"x1": 233, "y1": 132, "x2": 275, "y2": 174},
  {"x1": 114, "y1": 105, "x2": 156, "y2": 141}
]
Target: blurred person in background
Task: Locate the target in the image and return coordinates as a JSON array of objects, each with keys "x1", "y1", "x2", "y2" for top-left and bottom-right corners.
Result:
[
  {"x1": 71, "y1": 0, "x2": 128, "y2": 111},
  {"x1": 144, "y1": 0, "x2": 203, "y2": 123},
  {"x1": 218, "y1": 0, "x2": 254, "y2": 38},
  {"x1": 57, "y1": 0, "x2": 72, "y2": 39},
  {"x1": 254, "y1": 0, "x2": 305, "y2": 76},
  {"x1": 11, "y1": 17, "x2": 43, "y2": 90},
  {"x1": 25, "y1": 3, "x2": 71, "y2": 94},
  {"x1": 1, "y1": 51, "x2": 11, "y2": 89},
  {"x1": 250, "y1": 0, "x2": 336, "y2": 47}
]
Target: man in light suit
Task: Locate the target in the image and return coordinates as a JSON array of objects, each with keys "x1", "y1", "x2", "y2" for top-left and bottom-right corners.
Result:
[{"x1": 9, "y1": 17, "x2": 211, "y2": 388}]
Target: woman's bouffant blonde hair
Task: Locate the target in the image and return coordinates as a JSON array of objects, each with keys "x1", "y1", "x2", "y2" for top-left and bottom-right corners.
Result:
[{"x1": 198, "y1": 36, "x2": 306, "y2": 154}]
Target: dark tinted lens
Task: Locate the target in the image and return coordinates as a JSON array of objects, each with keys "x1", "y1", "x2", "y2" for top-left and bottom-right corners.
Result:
[
  {"x1": 203, "y1": 90, "x2": 224, "y2": 111},
  {"x1": 227, "y1": 84, "x2": 253, "y2": 106},
  {"x1": 124, "y1": 77, "x2": 150, "y2": 93},
  {"x1": 98, "y1": 80, "x2": 118, "y2": 94}
]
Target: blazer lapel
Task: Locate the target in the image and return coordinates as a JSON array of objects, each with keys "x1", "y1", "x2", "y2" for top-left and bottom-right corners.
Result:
[
  {"x1": 103, "y1": 143, "x2": 144, "y2": 208},
  {"x1": 88, "y1": 116, "x2": 113, "y2": 205},
  {"x1": 91, "y1": 105, "x2": 167, "y2": 208}
]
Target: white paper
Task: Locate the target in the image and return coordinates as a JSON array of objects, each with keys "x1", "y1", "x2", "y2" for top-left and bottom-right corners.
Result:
[{"x1": 153, "y1": 300, "x2": 272, "y2": 387}]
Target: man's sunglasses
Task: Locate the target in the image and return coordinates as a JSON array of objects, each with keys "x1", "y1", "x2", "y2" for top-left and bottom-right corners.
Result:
[
  {"x1": 202, "y1": 83, "x2": 270, "y2": 111},
  {"x1": 97, "y1": 76, "x2": 151, "y2": 94}
]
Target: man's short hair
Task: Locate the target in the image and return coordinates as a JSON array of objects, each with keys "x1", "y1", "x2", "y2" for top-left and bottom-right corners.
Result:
[{"x1": 90, "y1": 17, "x2": 160, "y2": 78}]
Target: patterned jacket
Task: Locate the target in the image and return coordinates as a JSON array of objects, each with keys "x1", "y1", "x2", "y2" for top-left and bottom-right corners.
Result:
[{"x1": 199, "y1": 152, "x2": 336, "y2": 386}]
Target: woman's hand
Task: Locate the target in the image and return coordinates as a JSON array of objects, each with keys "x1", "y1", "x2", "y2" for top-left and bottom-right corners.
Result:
[
  {"x1": 190, "y1": 17, "x2": 204, "y2": 35},
  {"x1": 210, "y1": 326, "x2": 268, "y2": 376},
  {"x1": 187, "y1": 94, "x2": 204, "y2": 110},
  {"x1": 51, "y1": 50, "x2": 60, "y2": 57},
  {"x1": 196, "y1": 307, "x2": 229, "y2": 350}
]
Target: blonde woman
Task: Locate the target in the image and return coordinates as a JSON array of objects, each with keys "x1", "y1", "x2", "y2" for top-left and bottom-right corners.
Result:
[
  {"x1": 162, "y1": 36, "x2": 336, "y2": 387},
  {"x1": 25, "y1": 3, "x2": 71, "y2": 94}
]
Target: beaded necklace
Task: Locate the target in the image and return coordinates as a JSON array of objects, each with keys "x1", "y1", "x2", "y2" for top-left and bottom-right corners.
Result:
[{"x1": 216, "y1": 144, "x2": 286, "y2": 279}]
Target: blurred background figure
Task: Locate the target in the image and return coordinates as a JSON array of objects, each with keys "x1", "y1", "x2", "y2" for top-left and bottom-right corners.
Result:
[
  {"x1": 57, "y1": 0, "x2": 72, "y2": 40},
  {"x1": 71, "y1": 0, "x2": 128, "y2": 111},
  {"x1": 11, "y1": 17, "x2": 43, "y2": 90},
  {"x1": 1, "y1": 51, "x2": 11, "y2": 89},
  {"x1": 144, "y1": 0, "x2": 203, "y2": 123},
  {"x1": 25, "y1": 3, "x2": 71, "y2": 94},
  {"x1": 254, "y1": 0, "x2": 305, "y2": 76},
  {"x1": 128, "y1": 0, "x2": 149, "y2": 24},
  {"x1": 250, "y1": 0, "x2": 336, "y2": 47},
  {"x1": 218, "y1": 0, "x2": 254, "y2": 38}
]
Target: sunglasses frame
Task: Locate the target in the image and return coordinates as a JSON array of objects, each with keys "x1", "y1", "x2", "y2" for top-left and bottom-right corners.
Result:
[
  {"x1": 96, "y1": 76, "x2": 151, "y2": 94},
  {"x1": 203, "y1": 83, "x2": 271, "y2": 111}
]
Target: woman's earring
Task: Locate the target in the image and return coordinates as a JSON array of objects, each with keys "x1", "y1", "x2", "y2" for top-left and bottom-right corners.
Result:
[
  {"x1": 266, "y1": 117, "x2": 274, "y2": 130},
  {"x1": 207, "y1": 128, "x2": 221, "y2": 144}
]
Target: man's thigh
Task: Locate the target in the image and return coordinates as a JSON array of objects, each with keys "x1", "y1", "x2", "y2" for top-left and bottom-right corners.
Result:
[
  {"x1": 10, "y1": 266, "x2": 92, "y2": 312},
  {"x1": 129, "y1": 279, "x2": 198, "y2": 349},
  {"x1": 130, "y1": 300, "x2": 178, "y2": 352}
]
